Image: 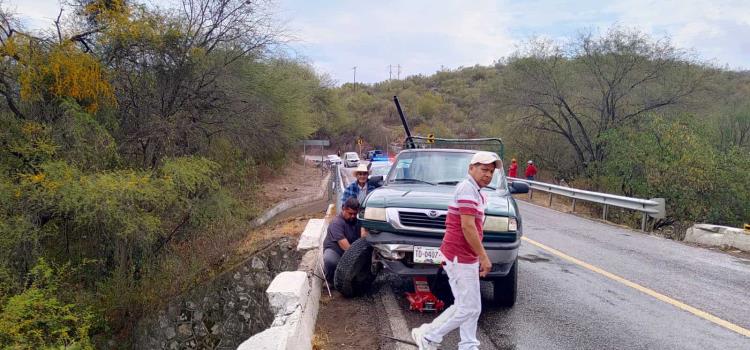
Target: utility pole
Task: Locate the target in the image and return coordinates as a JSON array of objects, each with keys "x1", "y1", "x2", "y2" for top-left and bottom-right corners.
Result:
[
  {"x1": 388, "y1": 65, "x2": 393, "y2": 80},
  {"x1": 397, "y1": 64, "x2": 401, "y2": 80},
  {"x1": 352, "y1": 66, "x2": 357, "y2": 92}
]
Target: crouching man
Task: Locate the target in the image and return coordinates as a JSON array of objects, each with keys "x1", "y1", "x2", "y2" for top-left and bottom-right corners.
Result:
[{"x1": 323, "y1": 197, "x2": 366, "y2": 285}]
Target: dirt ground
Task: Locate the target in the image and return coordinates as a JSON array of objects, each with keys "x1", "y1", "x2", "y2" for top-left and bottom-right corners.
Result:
[
  {"x1": 314, "y1": 291, "x2": 382, "y2": 350},
  {"x1": 256, "y1": 159, "x2": 327, "y2": 210},
  {"x1": 228, "y1": 158, "x2": 331, "y2": 269}
]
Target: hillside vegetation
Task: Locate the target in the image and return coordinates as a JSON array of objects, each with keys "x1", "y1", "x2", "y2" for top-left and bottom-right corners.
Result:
[
  {"x1": 0, "y1": 1, "x2": 748, "y2": 348},
  {"x1": 328, "y1": 28, "x2": 750, "y2": 233},
  {"x1": 0, "y1": 0, "x2": 344, "y2": 348}
]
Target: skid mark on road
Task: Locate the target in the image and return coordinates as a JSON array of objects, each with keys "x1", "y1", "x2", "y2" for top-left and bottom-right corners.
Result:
[
  {"x1": 518, "y1": 254, "x2": 551, "y2": 263},
  {"x1": 379, "y1": 286, "x2": 413, "y2": 350},
  {"x1": 523, "y1": 236, "x2": 750, "y2": 338}
]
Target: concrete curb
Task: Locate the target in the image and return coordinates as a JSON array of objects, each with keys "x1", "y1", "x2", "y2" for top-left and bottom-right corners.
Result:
[
  {"x1": 685, "y1": 224, "x2": 750, "y2": 252},
  {"x1": 251, "y1": 173, "x2": 331, "y2": 228},
  {"x1": 238, "y1": 204, "x2": 334, "y2": 350}
]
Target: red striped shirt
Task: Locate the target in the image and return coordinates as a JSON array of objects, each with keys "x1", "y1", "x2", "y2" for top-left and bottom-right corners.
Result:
[{"x1": 440, "y1": 176, "x2": 486, "y2": 263}]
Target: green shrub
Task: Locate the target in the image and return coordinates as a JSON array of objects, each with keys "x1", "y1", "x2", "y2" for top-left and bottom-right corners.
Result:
[{"x1": 0, "y1": 260, "x2": 94, "y2": 350}]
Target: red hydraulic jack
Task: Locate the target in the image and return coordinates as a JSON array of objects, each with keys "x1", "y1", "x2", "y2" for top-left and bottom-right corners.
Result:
[{"x1": 405, "y1": 276, "x2": 445, "y2": 312}]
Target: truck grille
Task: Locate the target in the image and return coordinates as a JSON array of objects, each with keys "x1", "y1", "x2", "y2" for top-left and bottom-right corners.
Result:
[{"x1": 398, "y1": 211, "x2": 447, "y2": 230}]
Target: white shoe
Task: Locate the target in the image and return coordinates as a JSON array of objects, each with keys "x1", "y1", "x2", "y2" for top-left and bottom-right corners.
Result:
[{"x1": 411, "y1": 326, "x2": 439, "y2": 350}]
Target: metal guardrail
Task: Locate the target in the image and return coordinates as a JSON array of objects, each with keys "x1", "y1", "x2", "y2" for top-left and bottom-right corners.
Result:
[
  {"x1": 330, "y1": 164, "x2": 346, "y2": 214},
  {"x1": 508, "y1": 177, "x2": 665, "y2": 231}
]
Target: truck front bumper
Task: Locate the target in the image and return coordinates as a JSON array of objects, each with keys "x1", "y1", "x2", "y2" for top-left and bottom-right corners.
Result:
[{"x1": 366, "y1": 231, "x2": 520, "y2": 279}]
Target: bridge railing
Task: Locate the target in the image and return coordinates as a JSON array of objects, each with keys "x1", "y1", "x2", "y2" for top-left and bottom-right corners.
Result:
[
  {"x1": 330, "y1": 164, "x2": 346, "y2": 214},
  {"x1": 508, "y1": 177, "x2": 665, "y2": 231}
]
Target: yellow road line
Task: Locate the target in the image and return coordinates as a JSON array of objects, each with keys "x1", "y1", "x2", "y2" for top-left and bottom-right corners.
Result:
[{"x1": 522, "y1": 236, "x2": 750, "y2": 338}]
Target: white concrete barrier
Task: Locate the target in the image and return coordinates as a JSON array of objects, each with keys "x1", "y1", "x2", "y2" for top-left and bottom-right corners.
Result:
[
  {"x1": 685, "y1": 224, "x2": 750, "y2": 252},
  {"x1": 252, "y1": 174, "x2": 330, "y2": 228},
  {"x1": 238, "y1": 205, "x2": 333, "y2": 350},
  {"x1": 297, "y1": 219, "x2": 326, "y2": 251}
]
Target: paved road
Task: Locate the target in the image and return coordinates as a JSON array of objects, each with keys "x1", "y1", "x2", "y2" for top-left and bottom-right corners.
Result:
[
  {"x1": 335, "y1": 170, "x2": 750, "y2": 349},
  {"x1": 475, "y1": 202, "x2": 750, "y2": 349}
]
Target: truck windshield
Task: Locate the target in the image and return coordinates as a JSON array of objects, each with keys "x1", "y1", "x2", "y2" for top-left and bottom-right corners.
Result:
[{"x1": 388, "y1": 151, "x2": 507, "y2": 191}]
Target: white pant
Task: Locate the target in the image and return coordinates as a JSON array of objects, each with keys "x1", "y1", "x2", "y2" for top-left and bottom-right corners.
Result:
[{"x1": 424, "y1": 257, "x2": 481, "y2": 349}]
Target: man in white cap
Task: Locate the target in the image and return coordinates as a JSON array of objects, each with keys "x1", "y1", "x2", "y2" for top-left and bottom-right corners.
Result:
[{"x1": 411, "y1": 151, "x2": 501, "y2": 350}]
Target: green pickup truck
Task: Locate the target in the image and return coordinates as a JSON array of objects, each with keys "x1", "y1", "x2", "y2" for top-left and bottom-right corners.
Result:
[{"x1": 334, "y1": 137, "x2": 529, "y2": 307}]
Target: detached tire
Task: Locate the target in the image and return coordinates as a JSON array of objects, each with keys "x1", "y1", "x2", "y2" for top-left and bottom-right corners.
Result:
[
  {"x1": 334, "y1": 239, "x2": 376, "y2": 297},
  {"x1": 491, "y1": 257, "x2": 517, "y2": 307}
]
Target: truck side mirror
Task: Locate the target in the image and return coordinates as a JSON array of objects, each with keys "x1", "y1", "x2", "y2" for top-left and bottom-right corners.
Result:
[
  {"x1": 369, "y1": 175, "x2": 384, "y2": 186},
  {"x1": 509, "y1": 181, "x2": 529, "y2": 194}
]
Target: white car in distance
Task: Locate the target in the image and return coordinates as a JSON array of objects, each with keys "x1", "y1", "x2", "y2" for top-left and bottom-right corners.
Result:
[
  {"x1": 325, "y1": 154, "x2": 342, "y2": 166},
  {"x1": 343, "y1": 152, "x2": 360, "y2": 167}
]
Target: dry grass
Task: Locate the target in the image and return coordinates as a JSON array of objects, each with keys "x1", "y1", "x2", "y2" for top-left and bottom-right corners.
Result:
[
  {"x1": 231, "y1": 215, "x2": 312, "y2": 263},
  {"x1": 312, "y1": 332, "x2": 330, "y2": 350}
]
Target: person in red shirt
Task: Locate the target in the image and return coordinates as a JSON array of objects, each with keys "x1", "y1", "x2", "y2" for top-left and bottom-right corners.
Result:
[
  {"x1": 411, "y1": 151, "x2": 501, "y2": 350},
  {"x1": 525, "y1": 160, "x2": 537, "y2": 180},
  {"x1": 508, "y1": 158, "x2": 518, "y2": 178}
]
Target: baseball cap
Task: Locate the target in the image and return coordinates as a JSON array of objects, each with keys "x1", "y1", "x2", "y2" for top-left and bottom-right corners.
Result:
[
  {"x1": 470, "y1": 151, "x2": 502, "y2": 169},
  {"x1": 527, "y1": 160, "x2": 533, "y2": 164}
]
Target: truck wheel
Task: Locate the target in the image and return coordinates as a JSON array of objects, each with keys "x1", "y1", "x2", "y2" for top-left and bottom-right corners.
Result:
[
  {"x1": 491, "y1": 258, "x2": 517, "y2": 307},
  {"x1": 334, "y1": 239, "x2": 376, "y2": 297}
]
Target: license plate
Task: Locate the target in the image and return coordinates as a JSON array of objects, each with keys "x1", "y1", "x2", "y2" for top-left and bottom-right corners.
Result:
[{"x1": 413, "y1": 246, "x2": 444, "y2": 264}]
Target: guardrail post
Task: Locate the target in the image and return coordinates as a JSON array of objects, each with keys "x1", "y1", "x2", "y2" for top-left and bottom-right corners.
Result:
[
  {"x1": 529, "y1": 188, "x2": 533, "y2": 200},
  {"x1": 571, "y1": 198, "x2": 576, "y2": 212},
  {"x1": 641, "y1": 213, "x2": 647, "y2": 231},
  {"x1": 548, "y1": 192, "x2": 553, "y2": 207},
  {"x1": 602, "y1": 204, "x2": 608, "y2": 221}
]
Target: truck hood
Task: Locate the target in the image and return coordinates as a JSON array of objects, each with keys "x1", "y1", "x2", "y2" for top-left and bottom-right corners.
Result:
[{"x1": 365, "y1": 184, "x2": 515, "y2": 217}]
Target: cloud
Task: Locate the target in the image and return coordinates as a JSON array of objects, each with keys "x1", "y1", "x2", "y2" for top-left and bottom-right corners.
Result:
[
  {"x1": 9, "y1": 0, "x2": 750, "y2": 84},
  {"x1": 280, "y1": 0, "x2": 517, "y2": 83},
  {"x1": 605, "y1": 0, "x2": 750, "y2": 68},
  {"x1": 10, "y1": 0, "x2": 61, "y2": 31},
  {"x1": 282, "y1": 0, "x2": 750, "y2": 83}
]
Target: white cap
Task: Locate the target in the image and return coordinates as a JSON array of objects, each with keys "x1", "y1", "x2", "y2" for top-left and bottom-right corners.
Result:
[
  {"x1": 527, "y1": 160, "x2": 533, "y2": 164},
  {"x1": 354, "y1": 164, "x2": 370, "y2": 173},
  {"x1": 470, "y1": 151, "x2": 502, "y2": 169}
]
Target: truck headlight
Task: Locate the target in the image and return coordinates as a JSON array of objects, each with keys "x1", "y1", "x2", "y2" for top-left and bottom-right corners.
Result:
[
  {"x1": 484, "y1": 216, "x2": 509, "y2": 232},
  {"x1": 363, "y1": 207, "x2": 387, "y2": 221},
  {"x1": 508, "y1": 217, "x2": 518, "y2": 231}
]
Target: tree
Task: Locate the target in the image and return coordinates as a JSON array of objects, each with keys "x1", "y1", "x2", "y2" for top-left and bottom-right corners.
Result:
[{"x1": 498, "y1": 27, "x2": 712, "y2": 173}]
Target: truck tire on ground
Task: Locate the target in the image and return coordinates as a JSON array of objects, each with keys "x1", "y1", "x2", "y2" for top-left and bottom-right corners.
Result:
[
  {"x1": 334, "y1": 238, "x2": 376, "y2": 297},
  {"x1": 491, "y1": 257, "x2": 517, "y2": 307}
]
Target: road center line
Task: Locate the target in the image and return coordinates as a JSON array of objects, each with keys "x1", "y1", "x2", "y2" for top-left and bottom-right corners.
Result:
[{"x1": 522, "y1": 236, "x2": 750, "y2": 338}]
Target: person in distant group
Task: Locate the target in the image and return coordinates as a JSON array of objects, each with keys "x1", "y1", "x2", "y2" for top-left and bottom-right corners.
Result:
[
  {"x1": 508, "y1": 158, "x2": 518, "y2": 178},
  {"x1": 322, "y1": 198, "x2": 364, "y2": 284},
  {"x1": 525, "y1": 160, "x2": 537, "y2": 181}
]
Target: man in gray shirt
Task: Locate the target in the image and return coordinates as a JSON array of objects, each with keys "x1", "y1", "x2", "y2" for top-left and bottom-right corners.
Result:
[{"x1": 323, "y1": 198, "x2": 365, "y2": 284}]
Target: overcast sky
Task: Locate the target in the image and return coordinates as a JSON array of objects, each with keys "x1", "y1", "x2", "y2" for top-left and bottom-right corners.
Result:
[{"x1": 10, "y1": 0, "x2": 750, "y2": 84}]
